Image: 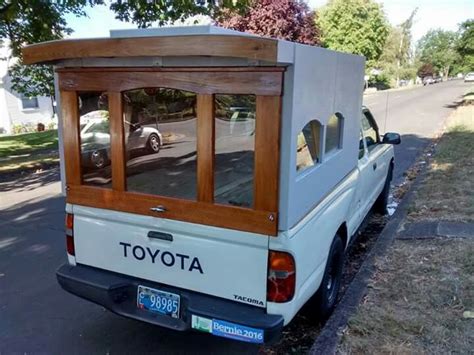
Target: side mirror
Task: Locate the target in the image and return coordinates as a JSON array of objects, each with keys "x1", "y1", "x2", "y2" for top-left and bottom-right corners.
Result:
[
  {"x1": 382, "y1": 132, "x2": 401, "y2": 145},
  {"x1": 131, "y1": 123, "x2": 141, "y2": 131}
]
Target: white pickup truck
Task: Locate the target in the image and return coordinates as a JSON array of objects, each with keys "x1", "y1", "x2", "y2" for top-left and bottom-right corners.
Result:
[{"x1": 23, "y1": 26, "x2": 401, "y2": 345}]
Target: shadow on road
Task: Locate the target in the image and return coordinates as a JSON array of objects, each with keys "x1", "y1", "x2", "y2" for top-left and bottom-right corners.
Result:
[
  {"x1": 392, "y1": 134, "x2": 433, "y2": 184},
  {"x1": 0, "y1": 168, "x2": 60, "y2": 193}
]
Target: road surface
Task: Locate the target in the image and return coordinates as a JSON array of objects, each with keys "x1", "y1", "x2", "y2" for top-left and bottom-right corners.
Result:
[{"x1": 0, "y1": 79, "x2": 469, "y2": 353}]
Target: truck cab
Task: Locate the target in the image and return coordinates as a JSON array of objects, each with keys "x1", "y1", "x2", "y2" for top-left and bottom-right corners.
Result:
[{"x1": 23, "y1": 26, "x2": 400, "y2": 345}]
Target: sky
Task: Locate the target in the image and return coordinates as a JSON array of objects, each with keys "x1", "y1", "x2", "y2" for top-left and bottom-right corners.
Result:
[{"x1": 65, "y1": 0, "x2": 473, "y2": 44}]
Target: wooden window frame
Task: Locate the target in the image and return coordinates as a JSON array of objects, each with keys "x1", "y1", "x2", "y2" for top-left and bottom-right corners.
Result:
[{"x1": 59, "y1": 67, "x2": 283, "y2": 236}]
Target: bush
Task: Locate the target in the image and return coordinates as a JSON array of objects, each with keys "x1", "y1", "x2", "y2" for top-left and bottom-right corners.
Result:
[
  {"x1": 47, "y1": 121, "x2": 57, "y2": 130},
  {"x1": 368, "y1": 73, "x2": 391, "y2": 90},
  {"x1": 12, "y1": 123, "x2": 36, "y2": 134}
]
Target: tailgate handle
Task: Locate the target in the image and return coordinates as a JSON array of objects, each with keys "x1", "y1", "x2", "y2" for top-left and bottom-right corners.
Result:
[
  {"x1": 148, "y1": 231, "x2": 173, "y2": 242},
  {"x1": 150, "y1": 205, "x2": 167, "y2": 213}
]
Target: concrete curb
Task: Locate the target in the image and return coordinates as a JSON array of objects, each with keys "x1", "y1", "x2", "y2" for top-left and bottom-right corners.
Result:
[
  {"x1": 309, "y1": 172, "x2": 426, "y2": 355},
  {"x1": 398, "y1": 221, "x2": 474, "y2": 239}
]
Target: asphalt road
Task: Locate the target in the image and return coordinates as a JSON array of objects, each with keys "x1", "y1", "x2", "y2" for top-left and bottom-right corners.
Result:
[
  {"x1": 0, "y1": 79, "x2": 469, "y2": 353},
  {"x1": 363, "y1": 79, "x2": 470, "y2": 184}
]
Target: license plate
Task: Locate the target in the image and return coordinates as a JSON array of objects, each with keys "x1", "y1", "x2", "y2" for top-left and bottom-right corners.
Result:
[{"x1": 137, "y1": 285, "x2": 180, "y2": 318}]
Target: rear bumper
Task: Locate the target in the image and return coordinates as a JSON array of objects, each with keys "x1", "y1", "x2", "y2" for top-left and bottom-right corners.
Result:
[{"x1": 57, "y1": 263, "x2": 284, "y2": 344}]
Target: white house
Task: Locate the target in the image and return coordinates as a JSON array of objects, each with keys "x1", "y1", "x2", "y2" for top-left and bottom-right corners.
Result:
[{"x1": 0, "y1": 50, "x2": 54, "y2": 134}]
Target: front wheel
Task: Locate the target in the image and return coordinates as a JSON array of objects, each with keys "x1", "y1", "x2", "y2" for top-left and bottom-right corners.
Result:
[
  {"x1": 374, "y1": 164, "x2": 393, "y2": 215},
  {"x1": 311, "y1": 236, "x2": 345, "y2": 319},
  {"x1": 90, "y1": 150, "x2": 108, "y2": 169},
  {"x1": 147, "y1": 134, "x2": 161, "y2": 154}
]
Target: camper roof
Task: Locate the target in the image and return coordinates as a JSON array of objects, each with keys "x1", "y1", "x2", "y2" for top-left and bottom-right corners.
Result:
[{"x1": 22, "y1": 25, "x2": 295, "y2": 65}]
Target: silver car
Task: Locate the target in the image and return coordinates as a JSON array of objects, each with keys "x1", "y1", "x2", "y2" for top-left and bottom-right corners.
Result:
[
  {"x1": 465, "y1": 72, "x2": 474, "y2": 82},
  {"x1": 80, "y1": 115, "x2": 163, "y2": 169}
]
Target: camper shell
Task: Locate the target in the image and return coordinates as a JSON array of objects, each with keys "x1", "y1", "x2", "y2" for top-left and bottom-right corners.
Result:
[{"x1": 23, "y1": 26, "x2": 396, "y2": 344}]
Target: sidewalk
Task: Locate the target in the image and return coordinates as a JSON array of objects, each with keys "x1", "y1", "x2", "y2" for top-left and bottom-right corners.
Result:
[{"x1": 336, "y1": 95, "x2": 473, "y2": 353}]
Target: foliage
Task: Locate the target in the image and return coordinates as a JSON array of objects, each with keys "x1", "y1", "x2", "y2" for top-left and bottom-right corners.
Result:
[
  {"x1": 317, "y1": 0, "x2": 389, "y2": 63},
  {"x1": 111, "y1": 0, "x2": 250, "y2": 28},
  {"x1": 417, "y1": 29, "x2": 459, "y2": 78},
  {"x1": 0, "y1": 0, "x2": 94, "y2": 99},
  {"x1": 417, "y1": 62, "x2": 434, "y2": 78},
  {"x1": 377, "y1": 9, "x2": 417, "y2": 85},
  {"x1": 368, "y1": 73, "x2": 390, "y2": 90},
  {"x1": 0, "y1": 1, "x2": 250, "y2": 99},
  {"x1": 216, "y1": 0, "x2": 320, "y2": 46},
  {"x1": 456, "y1": 19, "x2": 474, "y2": 73},
  {"x1": 9, "y1": 63, "x2": 55, "y2": 98}
]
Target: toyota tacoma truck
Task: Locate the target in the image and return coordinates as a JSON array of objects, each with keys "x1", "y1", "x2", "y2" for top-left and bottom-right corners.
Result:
[{"x1": 23, "y1": 25, "x2": 401, "y2": 345}]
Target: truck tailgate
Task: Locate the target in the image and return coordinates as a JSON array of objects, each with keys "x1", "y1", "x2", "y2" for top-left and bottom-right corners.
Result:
[{"x1": 72, "y1": 205, "x2": 269, "y2": 308}]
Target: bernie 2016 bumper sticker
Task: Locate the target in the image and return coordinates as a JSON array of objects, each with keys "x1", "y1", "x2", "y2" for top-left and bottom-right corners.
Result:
[{"x1": 191, "y1": 315, "x2": 264, "y2": 344}]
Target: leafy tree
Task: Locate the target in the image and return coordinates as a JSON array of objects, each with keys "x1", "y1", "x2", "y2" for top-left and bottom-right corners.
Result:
[
  {"x1": 0, "y1": 0, "x2": 92, "y2": 109},
  {"x1": 215, "y1": 0, "x2": 320, "y2": 46},
  {"x1": 417, "y1": 29, "x2": 459, "y2": 79},
  {"x1": 456, "y1": 19, "x2": 474, "y2": 73},
  {"x1": 0, "y1": 0, "x2": 250, "y2": 105},
  {"x1": 111, "y1": 0, "x2": 250, "y2": 28},
  {"x1": 417, "y1": 62, "x2": 434, "y2": 78},
  {"x1": 317, "y1": 0, "x2": 389, "y2": 65},
  {"x1": 378, "y1": 9, "x2": 417, "y2": 86}
]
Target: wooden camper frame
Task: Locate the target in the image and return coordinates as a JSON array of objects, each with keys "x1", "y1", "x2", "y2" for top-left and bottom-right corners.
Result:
[{"x1": 57, "y1": 67, "x2": 283, "y2": 236}]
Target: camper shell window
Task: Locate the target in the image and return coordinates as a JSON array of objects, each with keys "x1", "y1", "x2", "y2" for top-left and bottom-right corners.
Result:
[{"x1": 57, "y1": 67, "x2": 283, "y2": 235}]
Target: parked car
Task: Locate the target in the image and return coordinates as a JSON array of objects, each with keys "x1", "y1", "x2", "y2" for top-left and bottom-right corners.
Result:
[
  {"x1": 80, "y1": 117, "x2": 162, "y2": 169},
  {"x1": 465, "y1": 72, "x2": 474, "y2": 82},
  {"x1": 423, "y1": 76, "x2": 435, "y2": 85}
]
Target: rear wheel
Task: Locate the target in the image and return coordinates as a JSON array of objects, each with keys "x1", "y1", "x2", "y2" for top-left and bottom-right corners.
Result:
[
  {"x1": 374, "y1": 163, "x2": 393, "y2": 215},
  {"x1": 311, "y1": 236, "x2": 344, "y2": 319}
]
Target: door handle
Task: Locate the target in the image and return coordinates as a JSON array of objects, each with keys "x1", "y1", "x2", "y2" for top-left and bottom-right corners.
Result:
[
  {"x1": 373, "y1": 163, "x2": 377, "y2": 170},
  {"x1": 150, "y1": 205, "x2": 167, "y2": 213}
]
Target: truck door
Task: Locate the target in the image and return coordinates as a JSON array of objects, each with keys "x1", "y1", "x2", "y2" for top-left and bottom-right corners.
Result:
[{"x1": 357, "y1": 109, "x2": 388, "y2": 218}]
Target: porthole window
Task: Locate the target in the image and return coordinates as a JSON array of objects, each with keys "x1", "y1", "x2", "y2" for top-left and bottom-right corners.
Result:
[
  {"x1": 325, "y1": 113, "x2": 343, "y2": 154},
  {"x1": 297, "y1": 120, "x2": 321, "y2": 172}
]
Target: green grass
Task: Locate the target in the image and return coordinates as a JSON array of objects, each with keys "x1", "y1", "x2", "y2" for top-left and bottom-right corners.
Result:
[
  {"x1": 0, "y1": 130, "x2": 59, "y2": 172},
  {"x1": 408, "y1": 104, "x2": 474, "y2": 222}
]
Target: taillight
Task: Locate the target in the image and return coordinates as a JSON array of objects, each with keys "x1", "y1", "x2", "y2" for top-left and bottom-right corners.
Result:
[
  {"x1": 65, "y1": 213, "x2": 75, "y2": 256},
  {"x1": 267, "y1": 251, "x2": 295, "y2": 303}
]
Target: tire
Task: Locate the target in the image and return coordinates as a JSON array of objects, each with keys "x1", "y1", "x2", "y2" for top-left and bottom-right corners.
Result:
[
  {"x1": 147, "y1": 134, "x2": 161, "y2": 153},
  {"x1": 374, "y1": 164, "x2": 393, "y2": 215},
  {"x1": 90, "y1": 150, "x2": 107, "y2": 169},
  {"x1": 312, "y1": 236, "x2": 345, "y2": 319}
]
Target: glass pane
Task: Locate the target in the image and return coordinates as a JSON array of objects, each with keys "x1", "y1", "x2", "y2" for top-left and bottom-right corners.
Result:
[
  {"x1": 325, "y1": 113, "x2": 342, "y2": 154},
  {"x1": 124, "y1": 88, "x2": 197, "y2": 200},
  {"x1": 21, "y1": 96, "x2": 39, "y2": 109},
  {"x1": 362, "y1": 113, "x2": 378, "y2": 151},
  {"x1": 79, "y1": 92, "x2": 111, "y2": 187},
  {"x1": 297, "y1": 120, "x2": 321, "y2": 171},
  {"x1": 214, "y1": 94, "x2": 256, "y2": 208}
]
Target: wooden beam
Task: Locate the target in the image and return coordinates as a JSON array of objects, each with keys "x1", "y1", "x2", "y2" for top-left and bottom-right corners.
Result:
[
  {"x1": 67, "y1": 185, "x2": 278, "y2": 236},
  {"x1": 254, "y1": 96, "x2": 281, "y2": 213},
  {"x1": 57, "y1": 67, "x2": 286, "y2": 73},
  {"x1": 60, "y1": 91, "x2": 81, "y2": 187},
  {"x1": 22, "y1": 35, "x2": 278, "y2": 65},
  {"x1": 196, "y1": 94, "x2": 215, "y2": 203},
  {"x1": 108, "y1": 92, "x2": 126, "y2": 191},
  {"x1": 58, "y1": 71, "x2": 283, "y2": 96}
]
